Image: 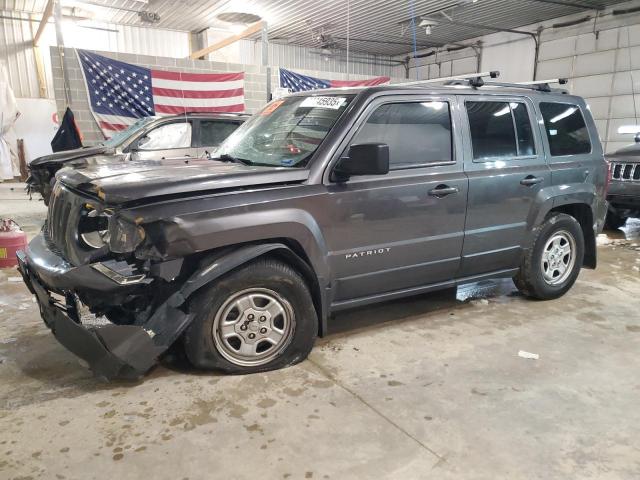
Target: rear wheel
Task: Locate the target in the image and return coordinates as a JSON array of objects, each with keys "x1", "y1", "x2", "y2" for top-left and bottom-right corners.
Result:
[
  {"x1": 515, "y1": 213, "x2": 584, "y2": 300},
  {"x1": 183, "y1": 258, "x2": 317, "y2": 374}
]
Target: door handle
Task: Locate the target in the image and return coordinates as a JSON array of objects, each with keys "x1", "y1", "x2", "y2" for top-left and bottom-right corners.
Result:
[
  {"x1": 428, "y1": 185, "x2": 459, "y2": 197},
  {"x1": 520, "y1": 175, "x2": 544, "y2": 186}
]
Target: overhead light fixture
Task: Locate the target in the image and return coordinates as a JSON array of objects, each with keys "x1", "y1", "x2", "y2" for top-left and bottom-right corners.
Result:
[
  {"x1": 419, "y1": 18, "x2": 437, "y2": 35},
  {"x1": 618, "y1": 125, "x2": 640, "y2": 134},
  {"x1": 216, "y1": 12, "x2": 262, "y2": 34}
]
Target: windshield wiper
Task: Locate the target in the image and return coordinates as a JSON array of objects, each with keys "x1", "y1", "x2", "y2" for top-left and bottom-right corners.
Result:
[{"x1": 211, "y1": 153, "x2": 253, "y2": 166}]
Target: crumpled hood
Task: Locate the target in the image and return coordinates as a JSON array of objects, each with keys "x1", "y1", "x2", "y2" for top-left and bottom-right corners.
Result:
[
  {"x1": 57, "y1": 158, "x2": 309, "y2": 204},
  {"x1": 29, "y1": 146, "x2": 111, "y2": 167}
]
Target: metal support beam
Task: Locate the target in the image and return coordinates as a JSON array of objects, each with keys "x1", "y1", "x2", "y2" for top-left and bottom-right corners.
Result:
[
  {"x1": 53, "y1": 0, "x2": 72, "y2": 105},
  {"x1": 189, "y1": 21, "x2": 264, "y2": 60},
  {"x1": 29, "y1": 13, "x2": 48, "y2": 98},
  {"x1": 527, "y1": 0, "x2": 604, "y2": 10},
  {"x1": 33, "y1": 0, "x2": 53, "y2": 46},
  {"x1": 261, "y1": 22, "x2": 271, "y2": 102}
]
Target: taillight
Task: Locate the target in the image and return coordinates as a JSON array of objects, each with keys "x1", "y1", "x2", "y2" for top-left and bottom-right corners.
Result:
[{"x1": 604, "y1": 161, "x2": 612, "y2": 195}]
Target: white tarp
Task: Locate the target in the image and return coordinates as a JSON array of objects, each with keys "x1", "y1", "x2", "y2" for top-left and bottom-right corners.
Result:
[{"x1": 0, "y1": 63, "x2": 20, "y2": 179}]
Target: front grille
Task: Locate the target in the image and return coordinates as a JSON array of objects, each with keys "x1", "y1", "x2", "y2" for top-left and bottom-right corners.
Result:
[{"x1": 611, "y1": 162, "x2": 640, "y2": 181}]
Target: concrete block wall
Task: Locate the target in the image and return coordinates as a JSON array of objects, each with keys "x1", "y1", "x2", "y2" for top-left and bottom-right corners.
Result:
[
  {"x1": 536, "y1": 22, "x2": 640, "y2": 153},
  {"x1": 51, "y1": 47, "x2": 271, "y2": 144},
  {"x1": 408, "y1": 48, "x2": 479, "y2": 81},
  {"x1": 51, "y1": 47, "x2": 405, "y2": 145}
]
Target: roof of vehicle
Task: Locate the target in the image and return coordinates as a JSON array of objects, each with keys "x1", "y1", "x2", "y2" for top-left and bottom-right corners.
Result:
[
  {"x1": 288, "y1": 82, "x2": 575, "y2": 100},
  {"x1": 176, "y1": 112, "x2": 250, "y2": 120}
]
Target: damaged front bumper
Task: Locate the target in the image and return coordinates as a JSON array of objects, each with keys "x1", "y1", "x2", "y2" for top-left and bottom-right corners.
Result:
[{"x1": 16, "y1": 233, "x2": 194, "y2": 380}]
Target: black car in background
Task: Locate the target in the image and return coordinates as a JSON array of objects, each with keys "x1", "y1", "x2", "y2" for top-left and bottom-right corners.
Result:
[
  {"x1": 605, "y1": 141, "x2": 640, "y2": 229},
  {"x1": 27, "y1": 112, "x2": 248, "y2": 204}
]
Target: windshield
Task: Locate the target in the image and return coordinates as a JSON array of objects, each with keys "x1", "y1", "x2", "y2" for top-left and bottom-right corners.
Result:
[
  {"x1": 101, "y1": 116, "x2": 157, "y2": 147},
  {"x1": 214, "y1": 94, "x2": 355, "y2": 167}
]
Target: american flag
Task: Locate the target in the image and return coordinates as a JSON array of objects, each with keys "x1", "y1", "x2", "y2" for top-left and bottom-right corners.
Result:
[
  {"x1": 77, "y1": 50, "x2": 245, "y2": 138},
  {"x1": 279, "y1": 67, "x2": 390, "y2": 93}
]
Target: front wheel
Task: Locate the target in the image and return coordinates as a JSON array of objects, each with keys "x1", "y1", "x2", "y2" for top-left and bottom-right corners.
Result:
[
  {"x1": 183, "y1": 258, "x2": 317, "y2": 374},
  {"x1": 514, "y1": 213, "x2": 584, "y2": 300}
]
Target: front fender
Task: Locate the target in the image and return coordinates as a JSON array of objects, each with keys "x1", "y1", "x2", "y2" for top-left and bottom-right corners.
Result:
[
  {"x1": 180, "y1": 242, "x2": 329, "y2": 336},
  {"x1": 150, "y1": 208, "x2": 330, "y2": 282}
]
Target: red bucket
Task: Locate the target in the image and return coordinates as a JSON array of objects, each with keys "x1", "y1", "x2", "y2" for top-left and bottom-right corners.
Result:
[{"x1": 0, "y1": 220, "x2": 28, "y2": 268}]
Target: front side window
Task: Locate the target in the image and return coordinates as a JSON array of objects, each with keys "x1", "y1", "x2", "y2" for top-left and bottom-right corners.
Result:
[
  {"x1": 137, "y1": 122, "x2": 192, "y2": 150},
  {"x1": 199, "y1": 120, "x2": 242, "y2": 147},
  {"x1": 350, "y1": 101, "x2": 453, "y2": 169},
  {"x1": 215, "y1": 94, "x2": 355, "y2": 167},
  {"x1": 466, "y1": 101, "x2": 536, "y2": 160},
  {"x1": 539, "y1": 102, "x2": 591, "y2": 156}
]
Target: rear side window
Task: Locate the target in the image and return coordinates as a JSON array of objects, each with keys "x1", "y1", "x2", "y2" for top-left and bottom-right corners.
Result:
[
  {"x1": 539, "y1": 102, "x2": 591, "y2": 156},
  {"x1": 466, "y1": 101, "x2": 536, "y2": 160},
  {"x1": 350, "y1": 101, "x2": 453, "y2": 169},
  {"x1": 199, "y1": 120, "x2": 242, "y2": 147}
]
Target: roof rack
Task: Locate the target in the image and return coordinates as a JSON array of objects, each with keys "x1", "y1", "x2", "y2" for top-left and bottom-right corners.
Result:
[
  {"x1": 395, "y1": 73, "x2": 569, "y2": 93},
  {"x1": 478, "y1": 78, "x2": 569, "y2": 93},
  {"x1": 396, "y1": 71, "x2": 500, "y2": 88}
]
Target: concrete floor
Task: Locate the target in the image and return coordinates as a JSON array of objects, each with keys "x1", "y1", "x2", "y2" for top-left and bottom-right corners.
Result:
[{"x1": 1, "y1": 182, "x2": 640, "y2": 480}]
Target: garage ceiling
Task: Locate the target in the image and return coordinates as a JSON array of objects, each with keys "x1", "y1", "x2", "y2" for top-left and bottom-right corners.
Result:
[{"x1": 1, "y1": 0, "x2": 634, "y2": 56}]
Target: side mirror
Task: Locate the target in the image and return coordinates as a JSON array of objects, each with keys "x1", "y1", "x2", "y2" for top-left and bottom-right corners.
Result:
[{"x1": 333, "y1": 143, "x2": 390, "y2": 181}]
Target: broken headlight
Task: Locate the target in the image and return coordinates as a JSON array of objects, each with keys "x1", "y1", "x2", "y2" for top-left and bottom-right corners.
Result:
[
  {"x1": 79, "y1": 207, "x2": 112, "y2": 249},
  {"x1": 108, "y1": 215, "x2": 146, "y2": 253}
]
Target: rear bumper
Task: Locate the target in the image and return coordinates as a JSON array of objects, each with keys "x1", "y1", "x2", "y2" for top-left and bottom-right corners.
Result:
[
  {"x1": 17, "y1": 234, "x2": 191, "y2": 380},
  {"x1": 607, "y1": 181, "x2": 640, "y2": 211}
]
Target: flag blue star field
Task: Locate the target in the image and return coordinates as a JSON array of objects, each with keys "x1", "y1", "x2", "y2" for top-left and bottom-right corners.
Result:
[
  {"x1": 77, "y1": 50, "x2": 245, "y2": 138},
  {"x1": 279, "y1": 67, "x2": 390, "y2": 92}
]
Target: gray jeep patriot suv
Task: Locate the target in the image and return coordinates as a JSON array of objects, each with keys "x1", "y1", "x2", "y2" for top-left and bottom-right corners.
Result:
[{"x1": 17, "y1": 78, "x2": 608, "y2": 379}]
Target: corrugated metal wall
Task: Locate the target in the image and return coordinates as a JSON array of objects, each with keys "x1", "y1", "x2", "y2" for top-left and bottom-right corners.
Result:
[
  {"x1": 0, "y1": 11, "x2": 42, "y2": 98},
  {"x1": 204, "y1": 28, "x2": 405, "y2": 78},
  {"x1": 0, "y1": 14, "x2": 190, "y2": 98},
  {"x1": 237, "y1": 40, "x2": 404, "y2": 78}
]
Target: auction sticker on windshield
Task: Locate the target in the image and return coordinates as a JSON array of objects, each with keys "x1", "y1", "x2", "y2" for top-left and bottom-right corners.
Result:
[
  {"x1": 261, "y1": 99, "x2": 285, "y2": 116},
  {"x1": 300, "y1": 97, "x2": 346, "y2": 109}
]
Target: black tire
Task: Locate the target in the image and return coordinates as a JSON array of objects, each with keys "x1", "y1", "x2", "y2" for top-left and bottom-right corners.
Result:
[
  {"x1": 183, "y1": 258, "x2": 317, "y2": 374},
  {"x1": 514, "y1": 213, "x2": 584, "y2": 300},
  {"x1": 604, "y1": 210, "x2": 627, "y2": 230}
]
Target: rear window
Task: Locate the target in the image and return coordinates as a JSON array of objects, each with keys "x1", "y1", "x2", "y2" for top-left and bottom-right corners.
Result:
[{"x1": 539, "y1": 102, "x2": 591, "y2": 156}]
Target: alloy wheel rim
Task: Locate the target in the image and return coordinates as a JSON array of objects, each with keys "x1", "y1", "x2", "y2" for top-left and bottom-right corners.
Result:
[
  {"x1": 541, "y1": 230, "x2": 576, "y2": 286},
  {"x1": 212, "y1": 288, "x2": 294, "y2": 367}
]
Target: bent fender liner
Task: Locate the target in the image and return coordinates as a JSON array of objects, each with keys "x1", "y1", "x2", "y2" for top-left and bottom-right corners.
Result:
[
  {"x1": 19, "y1": 251, "x2": 193, "y2": 380},
  {"x1": 18, "y1": 242, "x2": 305, "y2": 380}
]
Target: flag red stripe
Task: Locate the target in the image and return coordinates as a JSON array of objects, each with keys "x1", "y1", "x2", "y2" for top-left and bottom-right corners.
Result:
[
  {"x1": 152, "y1": 87, "x2": 244, "y2": 99},
  {"x1": 151, "y1": 70, "x2": 244, "y2": 82},
  {"x1": 99, "y1": 120, "x2": 129, "y2": 132},
  {"x1": 154, "y1": 104, "x2": 245, "y2": 114},
  {"x1": 331, "y1": 76, "x2": 390, "y2": 87}
]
